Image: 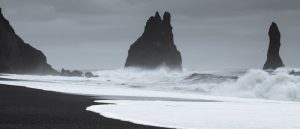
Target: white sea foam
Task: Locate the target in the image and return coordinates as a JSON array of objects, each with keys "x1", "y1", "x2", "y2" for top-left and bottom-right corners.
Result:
[
  {"x1": 87, "y1": 99, "x2": 300, "y2": 129},
  {"x1": 1, "y1": 68, "x2": 300, "y2": 101},
  {"x1": 1, "y1": 68, "x2": 300, "y2": 129}
]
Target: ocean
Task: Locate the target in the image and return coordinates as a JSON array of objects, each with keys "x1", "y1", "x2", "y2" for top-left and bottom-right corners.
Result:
[{"x1": 1, "y1": 68, "x2": 300, "y2": 129}]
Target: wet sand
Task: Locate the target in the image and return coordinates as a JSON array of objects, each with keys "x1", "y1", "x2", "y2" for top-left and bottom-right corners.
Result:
[{"x1": 0, "y1": 84, "x2": 169, "y2": 129}]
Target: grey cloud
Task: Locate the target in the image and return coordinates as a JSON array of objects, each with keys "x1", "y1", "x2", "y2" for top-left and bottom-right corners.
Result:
[{"x1": 0, "y1": 0, "x2": 299, "y2": 70}]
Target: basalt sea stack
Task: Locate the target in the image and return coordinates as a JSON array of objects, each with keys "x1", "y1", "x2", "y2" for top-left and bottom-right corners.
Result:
[
  {"x1": 263, "y1": 22, "x2": 285, "y2": 70},
  {"x1": 0, "y1": 8, "x2": 57, "y2": 74},
  {"x1": 125, "y1": 12, "x2": 182, "y2": 70}
]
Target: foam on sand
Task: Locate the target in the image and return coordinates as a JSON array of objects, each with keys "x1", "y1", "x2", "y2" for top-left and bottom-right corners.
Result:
[
  {"x1": 1, "y1": 68, "x2": 300, "y2": 129},
  {"x1": 87, "y1": 99, "x2": 300, "y2": 129}
]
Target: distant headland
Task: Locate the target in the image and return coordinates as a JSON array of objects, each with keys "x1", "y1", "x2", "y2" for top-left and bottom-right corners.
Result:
[{"x1": 0, "y1": 8, "x2": 57, "y2": 75}]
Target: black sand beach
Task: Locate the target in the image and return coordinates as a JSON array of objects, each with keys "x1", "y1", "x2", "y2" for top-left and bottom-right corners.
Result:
[{"x1": 0, "y1": 84, "x2": 169, "y2": 129}]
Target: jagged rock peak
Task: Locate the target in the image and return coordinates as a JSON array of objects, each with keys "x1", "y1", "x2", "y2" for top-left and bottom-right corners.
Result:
[
  {"x1": 163, "y1": 11, "x2": 171, "y2": 24},
  {"x1": 263, "y1": 22, "x2": 284, "y2": 70},
  {"x1": 145, "y1": 11, "x2": 172, "y2": 29},
  {"x1": 155, "y1": 11, "x2": 161, "y2": 21},
  {"x1": 269, "y1": 22, "x2": 280, "y2": 40},
  {"x1": 125, "y1": 11, "x2": 182, "y2": 71},
  {"x1": 147, "y1": 11, "x2": 171, "y2": 23}
]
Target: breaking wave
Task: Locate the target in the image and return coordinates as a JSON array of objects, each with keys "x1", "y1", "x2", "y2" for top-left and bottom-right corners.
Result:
[
  {"x1": 92, "y1": 68, "x2": 300, "y2": 101},
  {"x1": 1, "y1": 67, "x2": 300, "y2": 101}
]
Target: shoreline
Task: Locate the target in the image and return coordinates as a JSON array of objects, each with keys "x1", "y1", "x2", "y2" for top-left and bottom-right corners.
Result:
[{"x1": 0, "y1": 84, "x2": 169, "y2": 129}]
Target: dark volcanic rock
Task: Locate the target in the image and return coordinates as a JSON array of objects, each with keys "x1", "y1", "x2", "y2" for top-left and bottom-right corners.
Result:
[
  {"x1": 60, "y1": 68, "x2": 83, "y2": 77},
  {"x1": 60, "y1": 69, "x2": 98, "y2": 78},
  {"x1": 263, "y1": 22, "x2": 285, "y2": 70},
  {"x1": 0, "y1": 8, "x2": 57, "y2": 74},
  {"x1": 71, "y1": 70, "x2": 83, "y2": 76},
  {"x1": 125, "y1": 11, "x2": 182, "y2": 71},
  {"x1": 85, "y1": 72, "x2": 94, "y2": 78},
  {"x1": 85, "y1": 72, "x2": 98, "y2": 78},
  {"x1": 289, "y1": 70, "x2": 300, "y2": 76}
]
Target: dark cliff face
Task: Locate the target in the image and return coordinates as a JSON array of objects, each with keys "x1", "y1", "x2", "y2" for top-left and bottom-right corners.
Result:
[
  {"x1": 0, "y1": 8, "x2": 57, "y2": 74},
  {"x1": 263, "y1": 22, "x2": 285, "y2": 70},
  {"x1": 125, "y1": 12, "x2": 182, "y2": 71}
]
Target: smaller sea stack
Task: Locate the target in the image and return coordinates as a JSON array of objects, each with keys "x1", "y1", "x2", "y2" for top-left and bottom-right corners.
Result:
[
  {"x1": 125, "y1": 11, "x2": 182, "y2": 71},
  {"x1": 263, "y1": 22, "x2": 284, "y2": 70}
]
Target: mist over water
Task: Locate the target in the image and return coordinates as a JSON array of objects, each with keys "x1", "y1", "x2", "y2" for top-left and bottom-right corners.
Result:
[
  {"x1": 93, "y1": 68, "x2": 300, "y2": 101},
  {"x1": 1, "y1": 67, "x2": 300, "y2": 101},
  {"x1": 2, "y1": 67, "x2": 300, "y2": 129}
]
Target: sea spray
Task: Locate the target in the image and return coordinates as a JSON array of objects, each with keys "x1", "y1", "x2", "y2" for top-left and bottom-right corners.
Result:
[{"x1": 1, "y1": 68, "x2": 300, "y2": 101}]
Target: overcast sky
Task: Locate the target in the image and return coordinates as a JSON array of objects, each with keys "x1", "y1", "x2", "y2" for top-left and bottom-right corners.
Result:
[{"x1": 1, "y1": 0, "x2": 300, "y2": 70}]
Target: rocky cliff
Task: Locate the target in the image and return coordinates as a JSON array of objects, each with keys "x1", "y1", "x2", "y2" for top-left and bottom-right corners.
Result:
[
  {"x1": 0, "y1": 8, "x2": 57, "y2": 74},
  {"x1": 263, "y1": 22, "x2": 285, "y2": 70},
  {"x1": 125, "y1": 12, "x2": 182, "y2": 71}
]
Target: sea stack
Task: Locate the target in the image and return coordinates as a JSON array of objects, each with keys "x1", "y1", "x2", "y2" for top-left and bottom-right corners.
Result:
[
  {"x1": 0, "y1": 8, "x2": 57, "y2": 74},
  {"x1": 125, "y1": 12, "x2": 182, "y2": 71},
  {"x1": 263, "y1": 22, "x2": 284, "y2": 70}
]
